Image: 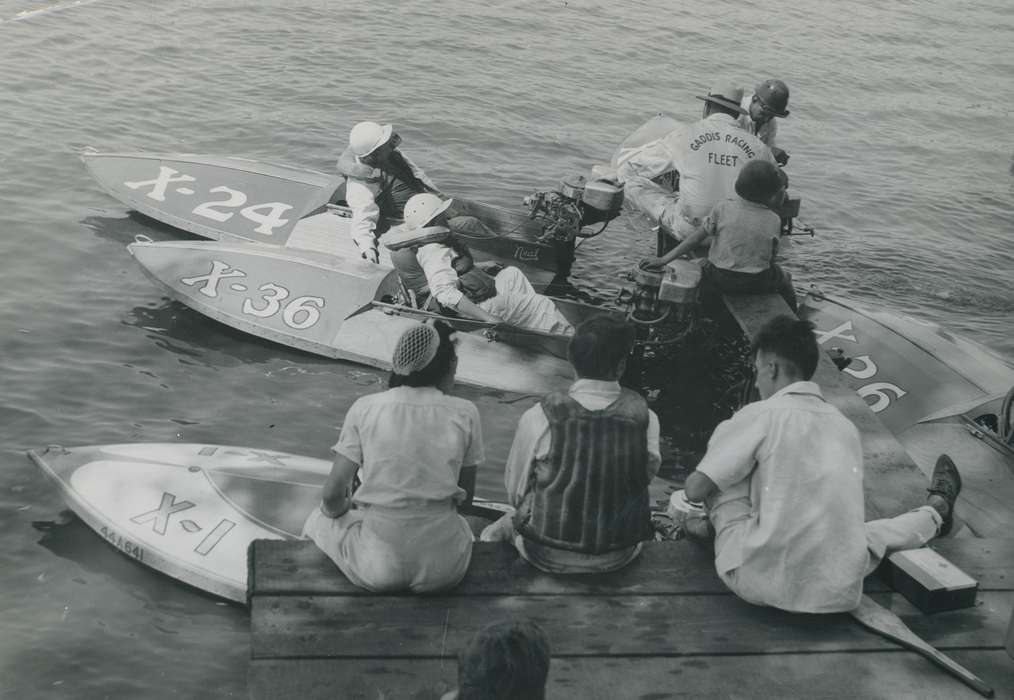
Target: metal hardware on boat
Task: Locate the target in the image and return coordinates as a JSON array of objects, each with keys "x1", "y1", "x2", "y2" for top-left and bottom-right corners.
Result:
[
  {"x1": 967, "y1": 426, "x2": 984, "y2": 440},
  {"x1": 134, "y1": 234, "x2": 154, "y2": 244},
  {"x1": 482, "y1": 328, "x2": 498, "y2": 343},
  {"x1": 807, "y1": 284, "x2": 827, "y2": 301},
  {"x1": 44, "y1": 445, "x2": 68, "y2": 455}
]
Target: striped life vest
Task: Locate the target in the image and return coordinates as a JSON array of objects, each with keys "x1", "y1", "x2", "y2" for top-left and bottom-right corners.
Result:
[{"x1": 516, "y1": 389, "x2": 654, "y2": 553}]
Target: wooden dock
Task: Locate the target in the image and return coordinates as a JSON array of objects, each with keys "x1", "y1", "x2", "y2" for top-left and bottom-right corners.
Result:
[
  {"x1": 248, "y1": 538, "x2": 1014, "y2": 699},
  {"x1": 246, "y1": 291, "x2": 1014, "y2": 698}
]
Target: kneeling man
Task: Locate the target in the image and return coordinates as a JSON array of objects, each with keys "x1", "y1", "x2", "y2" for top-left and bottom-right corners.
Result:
[
  {"x1": 482, "y1": 315, "x2": 660, "y2": 573},
  {"x1": 684, "y1": 315, "x2": 962, "y2": 612}
]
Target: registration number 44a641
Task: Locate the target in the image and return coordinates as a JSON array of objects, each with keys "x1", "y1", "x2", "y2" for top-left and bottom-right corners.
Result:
[{"x1": 180, "y1": 260, "x2": 325, "y2": 330}]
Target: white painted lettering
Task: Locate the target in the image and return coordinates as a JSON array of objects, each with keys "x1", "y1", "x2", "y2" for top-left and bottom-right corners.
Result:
[
  {"x1": 130, "y1": 492, "x2": 195, "y2": 536},
  {"x1": 124, "y1": 166, "x2": 196, "y2": 202},
  {"x1": 858, "y1": 382, "x2": 907, "y2": 413},
  {"x1": 181, "y1": 260, "x2": 246, "y2": 298},
  {"x1": 843, "y1": 354, "x2": 877, "y2": 380},
  {"x1": 192, "y1": 186, "x2": 247, "y2": 222},
  {"x1": 815, "y1": 320, "x2": 857, "y2": 344}
]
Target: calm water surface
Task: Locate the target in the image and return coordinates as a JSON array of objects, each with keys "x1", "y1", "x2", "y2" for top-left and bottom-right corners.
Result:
[{"x1": 1, "y1": 0, "x2": 1011, "y2": 697}]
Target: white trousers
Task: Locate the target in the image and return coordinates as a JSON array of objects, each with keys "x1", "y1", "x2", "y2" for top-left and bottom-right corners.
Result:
[
  {"x1": 623, "y1": 176, "x2": 702, "y2": 241},
  {"x1": 480, "y1": 267, "x2": 573, "y2": 334}
]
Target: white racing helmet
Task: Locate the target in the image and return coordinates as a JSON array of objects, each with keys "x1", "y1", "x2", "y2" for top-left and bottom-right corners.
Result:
[
  {"x1": 403, "y1": 193, "x2": 454, "y2": 230},
  {"x1": 349, "y1": 121, "x2": 394, "y2": 157}
]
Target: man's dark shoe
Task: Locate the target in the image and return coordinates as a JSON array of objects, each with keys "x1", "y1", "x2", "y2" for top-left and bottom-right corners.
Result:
[{"x1": 927, "y1": 454, "x2": 962, "y2": 536}]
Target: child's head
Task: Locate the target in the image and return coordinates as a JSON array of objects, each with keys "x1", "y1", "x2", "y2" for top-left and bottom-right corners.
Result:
[
  {"x1": 456, "y1": 619, "x2": 551, "y2": 700},
  {"x1": 735, "y1": 160, "x2": 786, "y2": 208},
  {"x1": 568, "y1": 315, "x2": 636, "y2": 381}
]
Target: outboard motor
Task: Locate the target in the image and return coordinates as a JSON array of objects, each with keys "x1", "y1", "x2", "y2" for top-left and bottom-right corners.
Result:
[
  {"x1": 524, "y1": 175, "x2": 624, "y2": 244},
  {"x1": 618, "y1": 259, "x2": 703, "y2": 347}
]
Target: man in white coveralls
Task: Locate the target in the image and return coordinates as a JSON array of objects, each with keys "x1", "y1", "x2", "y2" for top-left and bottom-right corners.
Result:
[{"x1": 615, "y1": 82, "x2": 776, "y2": 251}]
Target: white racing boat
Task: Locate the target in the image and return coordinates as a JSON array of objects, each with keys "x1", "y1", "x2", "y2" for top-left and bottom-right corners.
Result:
[
  {"x1": 127, "y1": 235, "x2": 612, "y2": 396},
  {"x1": 27, "y1": 443, "x2": 510, "y2": 604},
  {"x1": 799, "y1": 291, "x2": 1014, "y2": 538},
  {"x1": 82, "y1": 151, "x2": 607, "y2": 284}
]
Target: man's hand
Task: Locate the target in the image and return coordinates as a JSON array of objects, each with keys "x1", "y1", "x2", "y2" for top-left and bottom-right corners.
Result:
[
  {"x1": 476, "y1": 261, "x2": 504, "y2": 275},
  {"x1": 640, "y1": 256, "x2": 666, "y2": 268},
  {"x1": 772, "y1": 147, "x2": 789, "y2": 166},
  {"x1": 684, "y1": 470, "x2": 719, "y2": 503}
]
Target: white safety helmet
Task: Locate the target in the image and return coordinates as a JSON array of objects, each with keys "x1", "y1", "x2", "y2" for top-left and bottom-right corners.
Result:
[
  {"x1": 349, "y1": 121, "x2": 394, "y2": 158},
  {"x1": 403, "y1": 193, "x2": 454, "y2": 230}
]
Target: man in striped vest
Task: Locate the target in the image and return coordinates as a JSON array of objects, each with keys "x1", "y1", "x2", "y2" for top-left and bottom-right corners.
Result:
[{"x1": 481, "y1": 316, "x2": 661, "y2": 573}]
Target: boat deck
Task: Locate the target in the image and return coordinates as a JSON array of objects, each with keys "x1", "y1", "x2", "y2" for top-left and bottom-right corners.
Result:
[{"x1": 247, "y1": 538, "x2": 1014, "y2": 699}]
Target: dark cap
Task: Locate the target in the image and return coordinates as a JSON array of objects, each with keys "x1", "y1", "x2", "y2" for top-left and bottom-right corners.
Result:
[{"x1": 735, "y1": 160, "x2": 785, "y2": 204}]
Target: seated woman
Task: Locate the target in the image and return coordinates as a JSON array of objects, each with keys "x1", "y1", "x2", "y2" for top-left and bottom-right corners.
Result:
[
  {"x1": 642, "y1": 160, "x2": 798, "y2": 311},
  {"x1": 301, "y1": 321, "x2": 482, "y2": 593},
  {"x1": 383, "y1": 193, "x2": 573, "y2": 335}
]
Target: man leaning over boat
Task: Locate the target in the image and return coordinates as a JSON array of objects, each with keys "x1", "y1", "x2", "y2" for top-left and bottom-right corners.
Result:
[
  {"x1": 481, "y1": 315, "x2": 661, "y2": 573},
  {"x1": 337, "y1": 121, "x2": 443, "y2": 263},
  {"x1": 681, "y1": 315, "x2": 963, "y2": 613},
  {"x1": 739, "y1": 79, "x2": 791, "y2": 165},
  {"x1": 614, "y1": 81, "x2": 777, "y2": 253},
  {"x1": 383, "y1": 193, "x2": 573, "y2": 334}
]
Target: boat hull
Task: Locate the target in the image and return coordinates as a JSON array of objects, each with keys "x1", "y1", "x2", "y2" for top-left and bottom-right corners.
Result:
[
  {"x1": 128, "y1": 239, "x2": 582, "y2": 395},
  {"x1": 83, "y1": 151, "x2": 568, "y2": 281},
  {"x1": 29, "y1": 443, "x2": 510, "y2": 603}
]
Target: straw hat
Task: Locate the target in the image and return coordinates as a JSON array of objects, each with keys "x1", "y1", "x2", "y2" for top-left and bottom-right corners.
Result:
[{"x1": 695, "y1": 82, "x2": 747, "y2": 115}]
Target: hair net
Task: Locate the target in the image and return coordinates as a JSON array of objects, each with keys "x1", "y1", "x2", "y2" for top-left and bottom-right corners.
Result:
[{"x1": 391, "y1": 323, "x2": 440, "y2": 376}]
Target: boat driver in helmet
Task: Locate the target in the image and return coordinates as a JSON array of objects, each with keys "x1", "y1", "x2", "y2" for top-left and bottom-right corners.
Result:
[
  {"x1": 383, "y1": 193, "x2": 573, "y2": 335},
  {"x1": 739, "y1": 79, "x2": 791, "y2": 165},
  {"x1": 337, "y1": 121, "x2": 443, "y2": 264}
]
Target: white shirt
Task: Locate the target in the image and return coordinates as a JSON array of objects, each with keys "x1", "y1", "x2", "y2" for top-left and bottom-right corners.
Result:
[
  {"x1": 696, "y1": 381, "x2": 869, "y2": 613},
  {"x1": 342, "y1": 151, "x2": 440, "y2": 259},
  {"x1": 504, "y1": 379, "x2": 661, "y2": 506},
  {"x1": 415, "y1": 241, "x2": 464, "y2": 307},
  {"x1": 704, "y1": 197, "x2": 782, "y2": 273},
  {"x1": 333, "y1": 386, "x2": 484, "y2": 509},
  {"x1": 617, "y1": 114, "x2": 775, "y2": 228},
  {"x1": 344, "y1": 177, "x2": 382, "y2": 257}
]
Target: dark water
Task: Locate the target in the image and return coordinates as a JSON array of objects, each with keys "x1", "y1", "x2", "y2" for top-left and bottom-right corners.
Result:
[{"x1": 1, "y1": 0, "x2": 1011, "y2": 697}]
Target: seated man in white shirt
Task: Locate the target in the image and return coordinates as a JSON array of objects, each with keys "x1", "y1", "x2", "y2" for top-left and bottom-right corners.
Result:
[
  {"x1": 383, "y1": 193, "x2": 573, "y2": 335},
  {"x1": 480, "y1": 315, "x2": 661, "y2": 573},
  {"x1": 683, "y1": 315, "x2": 962, "y2": 613}
]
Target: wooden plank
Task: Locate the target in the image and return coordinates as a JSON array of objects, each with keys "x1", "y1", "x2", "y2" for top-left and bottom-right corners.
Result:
[
  {"x1": 722, "y1": 292, "x2": 927, "y2": 519},
  {"x1": 248, "y1": 538, "x2": 1014, "y2": 598},
  {"x1": 250, "y1": 539, "x2": 721, "y2": 597},
  {"x1": 250, "y1": 590, "x2": 1013, "y2": 659},
  {"x1": 247, "y1": 539, "x2": 912, "y2": 597},
  {"x1": 249, "y1": 650, "x2": 1014, "y2": 700}
]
